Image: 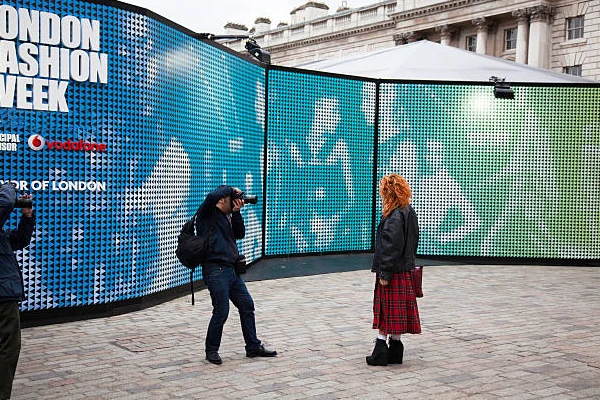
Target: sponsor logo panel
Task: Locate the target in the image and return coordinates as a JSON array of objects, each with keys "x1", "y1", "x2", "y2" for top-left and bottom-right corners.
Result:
[{"x1": 27, "y1": 135, "x2": 107, "y2": 152}]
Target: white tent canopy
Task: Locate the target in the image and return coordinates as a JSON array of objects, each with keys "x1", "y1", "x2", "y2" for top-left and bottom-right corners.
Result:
[{"x1": 296, "y1": 40, "x2": 595, "y2": 84}]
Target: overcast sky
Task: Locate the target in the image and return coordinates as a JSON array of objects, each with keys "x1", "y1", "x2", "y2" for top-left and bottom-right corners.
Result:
[{"x1": 121, "y1": 0, "x2": 378, "y2": 34}]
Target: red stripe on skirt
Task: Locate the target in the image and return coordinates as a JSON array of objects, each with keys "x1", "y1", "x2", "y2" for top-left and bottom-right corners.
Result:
[{"x1": 372, "y1": 271, "x2": 421, "y2": 335}]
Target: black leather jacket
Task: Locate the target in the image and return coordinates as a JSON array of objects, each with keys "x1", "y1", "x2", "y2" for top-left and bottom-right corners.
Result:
[
  {"x1": 371, "y1": 205, "x2": 419, "y2": 282},
  {"x1": 0, "y1": 183, "x2": 35, "y2": 302}
]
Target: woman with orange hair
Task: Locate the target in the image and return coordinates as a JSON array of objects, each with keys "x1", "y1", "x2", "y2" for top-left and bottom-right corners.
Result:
[{"x1": 367, "y1": 174, "x2": 421, "y2": 366}]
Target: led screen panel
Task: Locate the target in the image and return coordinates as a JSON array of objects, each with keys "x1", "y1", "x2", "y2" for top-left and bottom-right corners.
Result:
[
  {"x1": 377, "y1": 83, "x2": 600, "y2": 258},
  {"x1": 266, "y1": 70, "x2": 375, "y2": 255},
  {"x1": 1, "y1": 1, "x2": 265, "y2": 310}
]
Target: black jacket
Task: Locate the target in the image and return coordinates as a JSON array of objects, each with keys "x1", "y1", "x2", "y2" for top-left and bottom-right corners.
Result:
[
  {"x1": 371, "y1": 205, "x2": 419, "y2": 282},
  {"x1": 196, "y1": 185, "x2": 245, "y2": 269},
  {"x1": 0, "y1": 183, "x2": 35, "y2": 302}
]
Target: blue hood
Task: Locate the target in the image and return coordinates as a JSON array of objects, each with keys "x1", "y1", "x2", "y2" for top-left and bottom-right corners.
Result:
[{"x1": 0, "y1": 182, "x2": 17, "y2": 228}]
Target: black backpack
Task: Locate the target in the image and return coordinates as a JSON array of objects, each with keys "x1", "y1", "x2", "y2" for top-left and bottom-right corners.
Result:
[
  {"x1": 176, "y1": 212, "x2": 216, "y2": 304},
  {"x1": 176, "y1": 213, "x2": 209, "y2": 269}
]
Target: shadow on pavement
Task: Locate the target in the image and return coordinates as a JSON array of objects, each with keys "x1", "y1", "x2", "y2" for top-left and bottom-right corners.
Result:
[{"x1": 242, "y1": 253, "x2": 462, "y2": 282}]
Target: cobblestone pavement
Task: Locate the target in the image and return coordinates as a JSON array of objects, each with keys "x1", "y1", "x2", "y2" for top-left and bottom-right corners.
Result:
[{"x1": 13, "y1": 263, "x2": 600, "y2": 399}]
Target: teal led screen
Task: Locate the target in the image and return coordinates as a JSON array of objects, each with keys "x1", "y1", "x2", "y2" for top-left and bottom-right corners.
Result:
[{"x1": 265, "y1": 70, "x2": 376, "y2": 255}]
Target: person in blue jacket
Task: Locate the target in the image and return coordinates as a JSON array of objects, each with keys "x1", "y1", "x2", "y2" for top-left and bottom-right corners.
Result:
[
  {"x1": 0, "y1": 182, "x2": 35, "y2": 399},
  {"x1": 196, "y1": 185, "x2": 276, "y2": 365}
]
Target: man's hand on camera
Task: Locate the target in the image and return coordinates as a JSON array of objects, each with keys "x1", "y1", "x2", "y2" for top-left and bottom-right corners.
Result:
[
  {"x1": 232, "y1": 198, "x2": 244, "y2": 213},
  {"x1": 19, "y1": 195, "x2": 33, "y2": 218}
]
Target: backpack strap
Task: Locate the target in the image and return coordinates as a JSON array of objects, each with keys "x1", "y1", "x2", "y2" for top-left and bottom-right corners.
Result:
[
  {"x1": 189, "y1": 211, "x2": 218, "y2": 306},
  {"x1": 190, "y1": 212, "x2": 199, "y2": 305},
  {"x1": 190, "y1": 269, "x2": 195, "y2": 305}
]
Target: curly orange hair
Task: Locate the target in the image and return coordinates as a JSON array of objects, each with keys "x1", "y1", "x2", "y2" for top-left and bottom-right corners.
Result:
[{"x1": 379, "y1": 174, "x2": 412, "y2": 218}]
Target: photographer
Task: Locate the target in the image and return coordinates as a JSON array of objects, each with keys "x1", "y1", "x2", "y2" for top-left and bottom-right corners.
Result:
[
  {"x1": 0, "y1": 183, "x2": 35, "y2": 399},
  {"x1": 196, "y1": 185, "x2": 276, "y2": 365}
]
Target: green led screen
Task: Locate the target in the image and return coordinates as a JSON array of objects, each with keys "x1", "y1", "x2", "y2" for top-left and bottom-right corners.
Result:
[{"x1": 377, "y1": 83, "x2": 599, "y2": 258}]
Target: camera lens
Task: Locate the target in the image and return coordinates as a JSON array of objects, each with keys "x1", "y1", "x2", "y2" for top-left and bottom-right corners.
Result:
[
  {"x1": 15, "y1": 198, "x2": 32, "y2": 208},
  {"x1": 242, "y1": 195, "x2": 258, "y2": 204}
]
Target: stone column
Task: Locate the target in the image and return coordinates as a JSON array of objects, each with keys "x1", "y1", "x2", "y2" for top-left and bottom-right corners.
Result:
[
  {"x1": 512, "y1": 9, "x2": 530, "y2": 64},
  {"x1": 436, "y1": 24, "x2": 454, "y2": 46},
  {"x1": 472, "y1": 17, "x2": 490, "y2": 54},
  {"x1": 527, "y1": 5, "x2": 552, "y2": 68}
]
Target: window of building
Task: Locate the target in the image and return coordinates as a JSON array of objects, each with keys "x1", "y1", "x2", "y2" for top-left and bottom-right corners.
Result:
[
  {"x1": 505, "y1": 28, "x2": 517, "y2": 50},
  {"x1": 335, "y1": 15, "x2": 351, "y2": 26},
  {"x1": 312, "y1": 20, "x2": 327, "y2": 30},
  {"x1": 563, "y1": 65, "x2": 582, "y2": 76},
  {"x1": 466, "y1": 35, "x2": 477, "y2": 52},
  {"x1": 567, "y1": 16, "x2": 584, "y2": 40}
]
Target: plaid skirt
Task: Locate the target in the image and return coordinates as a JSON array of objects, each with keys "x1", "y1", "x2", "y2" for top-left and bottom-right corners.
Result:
[{"x1": 372, "y1": 271, "x2": 421, "y2": 335}]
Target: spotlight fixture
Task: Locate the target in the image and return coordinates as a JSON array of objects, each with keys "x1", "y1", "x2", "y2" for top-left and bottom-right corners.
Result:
[
  {"x1": 196, "y1": 33, "x2": 271, "y2": 65},
  {"x1": 244, "y1": 38, "x2": 271, "y2": 64},
  {"x1": 489, "y1": 76, "x2": 514, "y2": 99}
]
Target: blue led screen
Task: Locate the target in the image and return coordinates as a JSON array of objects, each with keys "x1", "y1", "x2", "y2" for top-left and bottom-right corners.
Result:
[
  {"x1": 1, "y1": 1, "x2": 265, "y2": 310},
  {"x1": 265, "y1": 70, "x2": 375, "y2": 255}
]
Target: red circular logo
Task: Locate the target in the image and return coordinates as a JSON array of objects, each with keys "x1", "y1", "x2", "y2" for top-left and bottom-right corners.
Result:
[{"x1": 28, "y1": 135, "x2": 45, "y2": 151}]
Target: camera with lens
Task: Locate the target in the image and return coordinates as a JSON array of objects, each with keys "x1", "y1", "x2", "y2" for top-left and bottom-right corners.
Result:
[
  {"x1": 232, "y1": 188, "x2": 258, "y2": 205},
  {"x1": 4, "y1": 182, "x2": 33, "y2": 208},
  {"x1": 15, "y1": 197, "x2": 32, "y2": 208},
  {"x1": 234, "y1": 255, "x2": 247, "y2": 274},
  {"x1": 241, "y1": 195, "x2": 257, "y2": 204}
]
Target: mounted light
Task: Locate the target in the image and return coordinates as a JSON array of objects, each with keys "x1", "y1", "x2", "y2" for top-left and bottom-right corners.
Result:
[
  {"x1": 244, "y1": 38, "x2": 271, "y2": 64},
  {"x1": 489, "y1": 76, "x2": 514, "y2": 99},
  {"x1": 197, "y1": 33, "x2": 271, "y2": 65}
]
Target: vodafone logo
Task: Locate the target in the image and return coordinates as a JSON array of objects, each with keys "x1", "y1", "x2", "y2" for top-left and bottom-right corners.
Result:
[
  {"x1": 28, "y1": 135, "x2": 45, "y2": 151},
  {"x1": 27, "y1": 135, "x2": 107, "y2": 152}
]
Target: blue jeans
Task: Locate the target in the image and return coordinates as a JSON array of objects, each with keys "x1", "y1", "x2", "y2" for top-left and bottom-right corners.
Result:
[{"x1": 203, "y1": 266, "x2": 261, "y2": 353}]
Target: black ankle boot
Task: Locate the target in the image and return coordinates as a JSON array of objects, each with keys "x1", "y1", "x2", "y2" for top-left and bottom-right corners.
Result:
[
  {"x1": 366, "y1": 339, "x2": 388, "y2": 366},
  {"x1": 388, "y1": 339, "x2": 404, "y2": 364}
]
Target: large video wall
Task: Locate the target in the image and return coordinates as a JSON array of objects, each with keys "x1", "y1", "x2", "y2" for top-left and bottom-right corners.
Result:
[
  {"x1": 1, "y1": 1, "x2": 265, "y2": 311},
  {"x1": 266, "y1": 79, "x2": 599, "y2": 259},
  {"x1": 1, "y1": 1, "x2": 598, "y2": 313},
  {"x1": 377, "y1": 83, "x2": 600, "y2": 259}
]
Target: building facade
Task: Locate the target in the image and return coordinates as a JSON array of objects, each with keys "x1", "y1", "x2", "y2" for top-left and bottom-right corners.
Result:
[{"x1": 224, "y1": 0, "x2": 599, "y2": 81}]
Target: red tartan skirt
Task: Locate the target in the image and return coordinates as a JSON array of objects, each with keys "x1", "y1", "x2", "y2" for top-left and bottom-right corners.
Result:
[{"x1": 372, "y1": 271, "x2": 421, "y2": 335}]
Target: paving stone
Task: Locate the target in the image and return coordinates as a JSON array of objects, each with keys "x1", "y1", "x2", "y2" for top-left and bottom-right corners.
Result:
[{"x1": 10, "y1": 264, "x2": 600, "y2": 399}]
